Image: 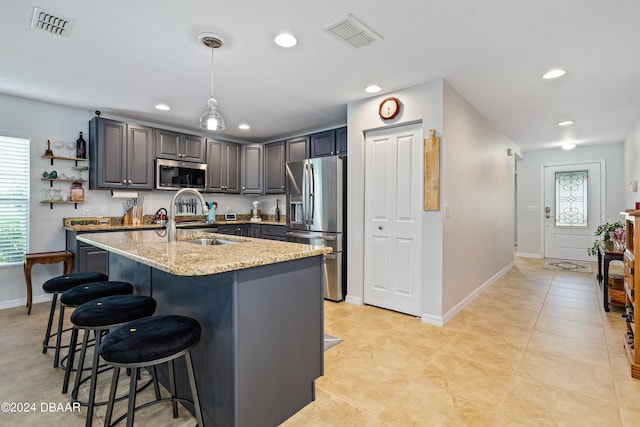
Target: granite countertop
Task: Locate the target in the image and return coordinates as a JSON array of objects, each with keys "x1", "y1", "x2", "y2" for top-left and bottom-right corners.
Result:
[
  {"x1": 76, "y1": 229, "x2": 331, "y2": 276},
  {"x1": 63, "y1": 218, "x2": 286, "y2": 232}
]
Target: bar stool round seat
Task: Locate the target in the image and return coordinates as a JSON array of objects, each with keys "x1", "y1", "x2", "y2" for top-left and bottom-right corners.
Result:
[
  {"x1": 41, "y1": 271, "x2": 108, "y2": 368},
  {"x1": 65, "y1": 295, "x2": 157, "y2": 427},
  {"x1": 100, "y1": 315, "x2": 203, "y2": 427}
]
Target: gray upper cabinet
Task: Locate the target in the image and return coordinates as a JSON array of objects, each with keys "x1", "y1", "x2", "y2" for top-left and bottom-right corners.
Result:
[
  {"x1": 206, "y1": 139, "x2": 240, "y2": 193},
  {"x1": 286, "y1": 136, "x2": 309, "y2": 162},
  {"x1": 336, "y1": 126, "x2": 347, "y2": 155},
  {"x1": 241, "y1": 144, "x2": 263, "y2": 194},
  {"x1": 156, "y1": 129, "x2": 206, "y2": 163},
  {"x1": 89, "y1": 117, "x2": 154, "y2": 190},
  {"x1": 264, "y1": 141, "x2": 286, "y2": 194},
  {"x1": 310, "y1": 130, "x2": 336, "y2": 158}
]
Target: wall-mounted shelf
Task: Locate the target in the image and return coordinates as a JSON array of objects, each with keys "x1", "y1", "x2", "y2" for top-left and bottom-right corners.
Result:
[
  {"x1": 40, "y1": 200, "x2": 85, "y2": 210},
  {"x1": 41, "y1": 178, "x2": 87, "y2": 187},
  {"x1": 42, "y1": 154, "x2": 88, "y2": 166}
]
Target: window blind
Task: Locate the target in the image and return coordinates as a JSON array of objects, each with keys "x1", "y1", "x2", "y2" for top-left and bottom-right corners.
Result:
[{"x1": 0, "y1": 136, "x2": 30, "y2": 267}]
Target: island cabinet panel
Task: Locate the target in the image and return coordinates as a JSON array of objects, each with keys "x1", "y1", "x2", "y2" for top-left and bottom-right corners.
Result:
[
  {"x1": 66, "y1": 231, "x2": 108, "y2": 275},
  {"x1": 106, "y1": 253, "x2": 323, "y2": 427}
]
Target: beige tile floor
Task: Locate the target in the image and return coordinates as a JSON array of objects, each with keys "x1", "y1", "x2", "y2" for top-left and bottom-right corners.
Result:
[{"x1": 1, "y1": 257, "x2": 639, "y2": 426}]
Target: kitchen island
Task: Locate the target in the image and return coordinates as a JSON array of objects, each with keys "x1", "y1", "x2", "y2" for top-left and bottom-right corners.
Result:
[{"x1": 76, "y1": 229, "x2": 331, "y2": 427}]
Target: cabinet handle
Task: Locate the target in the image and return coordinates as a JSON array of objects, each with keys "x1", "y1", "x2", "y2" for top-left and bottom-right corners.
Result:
[
  {"x1": 122, "y1": 180, "x2": 127, "y2": 184},
  {"x1": 128, "y1": 180, "x2": 132, "y2": 184}
]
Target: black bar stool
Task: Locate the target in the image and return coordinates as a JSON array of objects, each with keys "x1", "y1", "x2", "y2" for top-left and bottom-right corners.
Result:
[
  {"x1": 100, "y1": 315, "x2": 203, "y2": 427},
  {"x1": 59, "y1": 281, "x2": 134, "y2": 381},
  {"x1": 64, "y1": 294, "x2": 157, "y2": 427},
  {"x1": 42, "y1": 271, "x2": 108, "y2": 368}
]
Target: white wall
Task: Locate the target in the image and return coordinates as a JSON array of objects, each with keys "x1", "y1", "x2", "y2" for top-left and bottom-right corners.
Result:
[
  {"x1": 0, "y1": 93, "x2": 281, "y2": 309},
  {"x1": 516, "y1": 143, "x2": 625, "y2": 259},
  {"x1": 441, "y1": 82, "x2": 518, "y2": 318},
  {"x1": 346, "y1": 80, "x2": 517, "y2": 324},
  {"x1": 624, "y1": 117, "x2": 640, "y2": 208}
]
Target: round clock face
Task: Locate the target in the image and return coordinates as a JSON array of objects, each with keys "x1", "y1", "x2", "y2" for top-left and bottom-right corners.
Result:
[{"x1": 379, "y1": 97, "x2": 400, "y2": 120}]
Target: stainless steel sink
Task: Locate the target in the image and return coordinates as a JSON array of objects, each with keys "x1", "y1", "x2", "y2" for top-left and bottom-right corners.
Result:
[{"x1": 184, "y1": 238, "x2": 240, "y2": 246}]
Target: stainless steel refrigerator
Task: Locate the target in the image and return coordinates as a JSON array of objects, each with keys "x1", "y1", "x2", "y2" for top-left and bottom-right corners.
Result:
[{"x1": 286, "y1": 156, "x2": 346, "y2": 301}]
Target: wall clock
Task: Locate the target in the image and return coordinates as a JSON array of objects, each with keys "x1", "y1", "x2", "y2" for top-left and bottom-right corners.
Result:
[{"x1": 378, "y1": 97, "x2": 400, "y2": 120}]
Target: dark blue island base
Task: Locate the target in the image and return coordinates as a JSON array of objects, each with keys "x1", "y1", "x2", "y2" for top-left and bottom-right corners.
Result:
[{"x1": 108, "y1": 253, "x2": 324, "y2": 427}]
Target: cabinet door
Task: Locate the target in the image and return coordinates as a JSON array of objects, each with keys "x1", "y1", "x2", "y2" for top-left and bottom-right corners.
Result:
[
  {"x1": 182, "y1": 134, "x2": 206, "y2": 163},
  {"x1": 236, "y1": 224, "x2": 250, "y2": 236},
  {"x1": 90, "y1": 118, "x2": 127, "y2": 189},
  {"x1": 216, "y1": 224, "x2": 235, "y2": 235},
  {"x1": 206, "y1": 139, "x2": 225, "y2": 192},
  {"x1": 260, "y1": 225, "x2": 287, "y2": 241},
  {"x1": 78, "y1": 243, "x2": 108, "y2": 276},
  {"x1": 225, "y1": 142, "x2": 241, "y2": 193},
  {"x1": 310, "y1": 130, "x2": 336, "y2": 158},
  {"x1": 241, "y1": 144, "x2": 263, "y2": 194},
  {"x1": 286, "y1": 136, "x2": 309, "y2": 162},
  {"x1": 250, "y1": 224, "x2": 261, "y2": 238},
  {"x1": 127, "y1": 124, "x2": 154, "y2": 189},
  {"x1": 155, "y1": 129, "x2": 182, "y2": 160},
  {"x1": 336, "y1": 127, "x2": 347, "y2": 155},
  {"x1": 265, "y1": 141, "x2": 286, "y2": 194}
]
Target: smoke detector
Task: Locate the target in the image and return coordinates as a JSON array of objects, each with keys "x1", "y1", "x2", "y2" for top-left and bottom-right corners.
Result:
[
  {"x1": 324, "y1": 14, "x2": 382, "y2": 48},
  {"x1": 31, "y1": 7, "x2": 75, "y2": 38}
]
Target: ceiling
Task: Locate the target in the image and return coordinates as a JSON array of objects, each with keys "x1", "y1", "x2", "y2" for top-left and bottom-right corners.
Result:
[{"x1": 1, "y1": 1, "x2": 639, "y2": 151}]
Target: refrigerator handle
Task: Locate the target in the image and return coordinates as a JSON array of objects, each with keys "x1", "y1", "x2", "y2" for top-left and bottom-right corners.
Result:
[
  {"x1": 303, "y1": 163, "x2": 309, "y2": 224},
  {"x1": 308, "y1": 163, "x2": 315, "y2": 225}
]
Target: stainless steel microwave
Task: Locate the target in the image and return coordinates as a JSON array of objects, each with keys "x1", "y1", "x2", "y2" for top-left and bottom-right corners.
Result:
[{"x1": 155, "y1": 158, "x2": 207, "y2": 190}]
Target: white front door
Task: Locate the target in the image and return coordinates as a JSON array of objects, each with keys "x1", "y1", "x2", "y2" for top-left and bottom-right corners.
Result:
[
  {"x1": 543, "y1": 162, "x2": 603, "y2": 262},
  {"x1": 364, "y1": 123, "x2": 422, "y2": 316}
]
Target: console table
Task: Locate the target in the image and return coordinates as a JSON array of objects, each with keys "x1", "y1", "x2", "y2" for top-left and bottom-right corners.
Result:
[
  {"x1": 23, "y1": 251, "x2": 73, "y2": 314},
  {"x1": 597, "y1": 241, "x2": 624, "y2": 312}
]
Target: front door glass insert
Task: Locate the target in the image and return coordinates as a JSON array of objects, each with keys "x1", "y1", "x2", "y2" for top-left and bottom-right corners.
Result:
[{"x1": 555, "y1": 170, "x2": 588, "y2": 227}]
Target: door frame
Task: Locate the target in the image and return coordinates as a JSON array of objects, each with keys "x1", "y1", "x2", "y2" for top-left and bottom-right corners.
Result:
[{"x1": 539, "y1": 159, "x2": 605, "y2": 259}]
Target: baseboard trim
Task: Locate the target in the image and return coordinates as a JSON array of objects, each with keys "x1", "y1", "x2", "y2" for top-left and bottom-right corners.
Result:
[
  {"x1": 422, "y1": 261, "x2": 515, "y2": 327},
  {"x1": 0, "y1": 294, "x2": 51, "y2": 311},
  {"x1": 344, "y1": 295, "x2": 363, "y2": 306},
  {"x1": 516, "y1": 252, "x2": 543, "y2": 259}
]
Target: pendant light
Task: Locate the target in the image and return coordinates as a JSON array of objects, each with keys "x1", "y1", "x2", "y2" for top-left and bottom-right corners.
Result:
[{"x1": 198, "y1": 33, "x2": 225, "y2": 131}]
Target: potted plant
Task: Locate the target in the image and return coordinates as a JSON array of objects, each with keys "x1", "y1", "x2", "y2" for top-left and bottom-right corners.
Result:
[{"x1": 587, "y1": 221, "x2": 625, "y2": 256}]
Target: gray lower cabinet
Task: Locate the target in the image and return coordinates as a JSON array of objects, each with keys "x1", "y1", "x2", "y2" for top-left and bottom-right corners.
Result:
[
  {"x1": 206, "y1": 139, "x2": 241, "y2": 193},
  {"x1": 250, "y1": 224, "x2": 261, "y2": 238},
  {"x1": 89, "y1": 117, "x2": 154, "y2": 190},
  {"x1": 265, "y1": 141, "x2": 286, "y2": 194},
  {"x1": 260, "y1": 224, "x2": 287, "y2": 241},
  {"x1": 241, "y1": 144, "x2": 264, "y2": 194},
  {"x1": 156, "y1": 129, "x2": 206, "y2": 163},
  {"x1": 217, "y1": 224, "x2": 249, "y2": 236},
  {"x1": 66, "y1": 231, "x2": 108, "y2": 275},
  {"x1": 286, "y1": 136, "x2": 309, "y2": 163}
]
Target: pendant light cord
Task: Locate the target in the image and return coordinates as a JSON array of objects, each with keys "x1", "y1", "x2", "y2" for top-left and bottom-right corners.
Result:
[{"x1": 210, "y1": 46, "x2": 214, "y2": 98}]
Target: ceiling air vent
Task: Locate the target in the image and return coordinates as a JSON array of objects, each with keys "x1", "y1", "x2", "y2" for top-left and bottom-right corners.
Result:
[
  {"x1": 324, "y1": 14, "x2": 382, "y2": 48},
  {"x1": 31, "y1": 7, "x2": 75, "y2": 38}
]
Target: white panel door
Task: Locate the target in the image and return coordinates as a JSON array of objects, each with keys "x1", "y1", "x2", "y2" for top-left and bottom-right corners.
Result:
[
  {"x1": 364, "y1": 123, "x2": 422, "y2": 316},
  {"x1": 543, "y1": 162, "x2": 603, "y2": 262}
]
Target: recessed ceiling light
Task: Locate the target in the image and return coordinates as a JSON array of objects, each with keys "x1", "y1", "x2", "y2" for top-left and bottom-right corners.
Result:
[
  {"x1": 238, "y1": 123, "x2": 250, "y2": 130},
  {"x1": 562, "y1": 143, "x2": 576, "y2": 150},
  {"x1": 274, "y1": 33, "x2": 297, "y2": 47},
  {"x1": 155, "y1": 103, "x2": 170, "y2": 111},
  {"x1": 365, "y1": 84, "x2": 381, "y2": 93},
  {"x1": 557, "y1": 120, "x2": 574, "y2": 126},
  {"x1": 542, "y1": 69, "x2": 566, "y2": 79}
]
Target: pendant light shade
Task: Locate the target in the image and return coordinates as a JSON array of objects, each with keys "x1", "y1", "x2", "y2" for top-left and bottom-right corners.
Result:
[
  {"x1": 200, "y1": 97, "x2": 225, "y2": 130},
  {"x1": 198, "y1": 33, "x2": 225, "y2": 131}
]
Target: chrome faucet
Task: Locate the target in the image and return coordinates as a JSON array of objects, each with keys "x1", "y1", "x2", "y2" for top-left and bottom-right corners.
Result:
[{"x1": 167, "y1": 188, "x2": 209, "y2": 242}]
